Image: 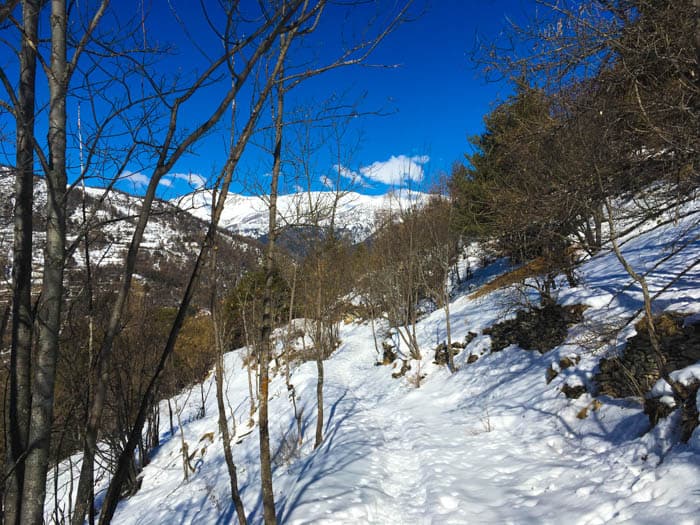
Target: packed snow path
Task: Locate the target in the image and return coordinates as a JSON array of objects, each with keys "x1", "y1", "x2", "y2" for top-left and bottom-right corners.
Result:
[{"x1": 273, "y1": 324, "x2": 698, "y2": 525}]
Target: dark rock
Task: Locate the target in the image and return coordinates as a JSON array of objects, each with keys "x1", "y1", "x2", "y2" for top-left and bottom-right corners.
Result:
[
  {"x1": 644, "y1": 397, "x2": 676, "y2": 427},
  {"x1": 595, "y1": 313, "x2": 700, "y2": 398},
  {"x1": 643, "y1": 380, "x2": 699, "y2": 442},
  {"x1": 375, "y1": 342, "x2": 397, "y2": 366},
  {"x1": 391, "y1": 359, "x2": 411, "y2": 379},
  {"x1": 485, "y1": 304, "x2": 585, "y2": 354},
  {"x1": 467, "y1": 354, "x2": 479, "y2": 364},
  {"x1": 433, "y1": 341, "x2": 461, "y2": 366},
  {"x1": 545, "y1": 366, "x2": 558, "y2": 384},
  {"x1": 559, "y1": 356, "x2": 579, "y2": 369},
  {"x1": 465, "y1": 331, "x2": 478, "y2": 345},
  {"x1": 561, "y1": 383, "x2": 586, "y2": 399},
  {"x1": 680, "y1": 381, "x2": 700, "y2": 443}
]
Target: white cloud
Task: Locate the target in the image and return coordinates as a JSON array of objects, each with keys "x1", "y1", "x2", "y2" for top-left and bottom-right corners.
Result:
[
  {"x1": 121, "y1": 171, "x2": 149, "y2": 188},
  {"x1": 159, "y1": 178, "x2": 173, "y2": 188},
  {"x1": 333, "y1": 163, "x2": 360, "y2": 182},
  {"x1": 359, "y1": 154, "x2": 429, "y2": 186},
  {"x1": 171, "y1": 172, "x2": 207, "y2": 189},
  {"x1": 320, "y1": 175, "x2": 334, "y2": 189}
]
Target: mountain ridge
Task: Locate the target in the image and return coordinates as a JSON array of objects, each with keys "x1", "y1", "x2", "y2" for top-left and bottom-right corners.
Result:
[{"x1": 172, "y1": 188, "x2": 431, "y2": 242}]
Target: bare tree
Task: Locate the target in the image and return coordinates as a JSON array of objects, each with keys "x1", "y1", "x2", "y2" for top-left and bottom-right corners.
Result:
[
  {"x1": 71, "y1": 4, "x2": 304, "y2": 522},
  {"x1": 210, "y1": 238, "x2": 247, "y2": 525},
  {"x1": 368, "y1": 201, "x2": 425, "y2": 362},
  {"x1": 417, "y1": 193, "x2": 461, "y2": 371},
  {"x1": 4, "y1": 2, "x2": 39, "y2": 522},
  {"x1": 254, "y1": 2, "x2": 414, "y2": 520},
  {"x1": 1, "y1": 2, "x2": 110, "y2": 523},
  {"x1": 0, "y1": 2, "x2": 414, "y2": 523}
]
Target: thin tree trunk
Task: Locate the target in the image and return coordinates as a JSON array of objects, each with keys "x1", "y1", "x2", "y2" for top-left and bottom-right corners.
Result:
[
  {"x1": 604, "y1": 199, "x2": 682, "y2": 398},
  {"x1": 409, "y1": 297, "x2": 421, "y2": 360},
  {"x1": 5, "y1": 2, "x2": 39, "y2": 522},
  {"x1": 313, "y1": 280, "x2": 324, "y2": 449},
  {"x1": 240, "y1": 294, "x2": 257, "y2": 427},
  {"x1": 246, "y1": 353, "x2": 256, "y2": 427},
  {"x1": 258, "y1": 61, "x2": 285, "y2": 525},
  {"x1": 214, "y1": 345, "x2": 247, "y2": 524},
  {"x1": 211, "y1": 245, "x2": 247, "y2": 525},
  {"x1": 369, "y1": 309, "x2": 380, "y2": 355},
  {"x1": 72, "y1": 31, "x2": 272, "y2": 524},
  {"x1": 314, "y1": 350, "x2": 324, "y2": 449},
  {"x1": 285, "y1": 264, "x2": 303, "y2": 445},
  {"x1": 97, "y1": 27, "x2": 294, "y2": 522},
  {"x1": 21, "y1": 2, "x2": 67, "y2": 522},
  {"x1": 444, "y1": 289, "x2": 455, "y2": 372},
  {"x1": 167, "y1": 399, "x2": 175, "y2": 437}
]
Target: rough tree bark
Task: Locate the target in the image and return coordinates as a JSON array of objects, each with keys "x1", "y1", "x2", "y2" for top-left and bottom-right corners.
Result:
[
  {"x1": 258, "y1": 55, "x2": 286, "y2": 525},
  {"x1": 20, "y1": 1, "x2": 68, "y2": 522},
  {"x1": 5, "y1": 1, "x2": 39, "y2": 523}
]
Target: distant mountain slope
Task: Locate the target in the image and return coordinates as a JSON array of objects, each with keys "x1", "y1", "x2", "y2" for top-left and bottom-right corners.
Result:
[
  {"x1": 0, "y1": 170, "x2": 261, "y2": 305},
  {"x1": 172, "y1": 189, "x2": 430, "y2": 242}
]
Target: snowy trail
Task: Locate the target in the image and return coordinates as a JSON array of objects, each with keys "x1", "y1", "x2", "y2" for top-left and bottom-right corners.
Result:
[{"x1": 278, "y1": 322, "x2": 699, "y2": 525}]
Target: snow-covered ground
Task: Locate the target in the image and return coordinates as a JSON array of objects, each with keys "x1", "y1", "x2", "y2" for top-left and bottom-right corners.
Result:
[{"x1": 48, "y1": 198, "x2": 700, "y2": 524}]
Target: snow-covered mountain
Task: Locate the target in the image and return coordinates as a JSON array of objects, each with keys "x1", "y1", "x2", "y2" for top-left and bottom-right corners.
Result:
[
  {"x1": 0, "y1": 170, "x2": 261, "y2": 304},
  {"x1": 172, "y1": 189, "x2": 430, "y2": 242},
  {"x1": 45, "y1": 191, "x2": 700, "y2": 523}
]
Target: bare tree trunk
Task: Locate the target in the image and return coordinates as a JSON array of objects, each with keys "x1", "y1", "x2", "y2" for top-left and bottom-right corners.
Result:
[
  {"x1": 176, "y1": 410, "x2": 191, "y2": 482},
  {"x1": 285, "y1": 264, "x2": 303, "y2": 445},
  {"x1": 258, "y1": 59, "x2": 286, "y2": 525},
  {"x1": 211, "y1": 246, "x2": 247, "y2": 525},
  {"x1": 238, "y1": 292, "x2": 257, "y2": 427},
  {"x1": 96, "y1": 15, "x2": 297, "y2": 522},
  {"x1": 73, "y1": 30, "x2": 269, "y2": 523},
  {"x1": 5, "y1": 2, "x2": 39, "y2": 522},
  {"x1": 409, "y1": 297, "x2": 421, "y2": 360},
  {"x1": 167, "y1": 399, "x2": 175, "y2": 437},
  {"x1": 396, "y1": 325, "x2": 420, "y2": 361},
  {"x1": 313, "y1": 282, "x2": 324, "y2": 449},
  {"x1": 604, "y1": 199, "x2": 682, "y2": 398},
  {"x1": 246, "y1": 357, "x2": 256, "y2": 427},
  {"x1": 369, "y1": 310, "x2": 380, "y2": 355},
  {"x1": 20, "y1": 2, "x2": 67, "y2": 522},
  {"x1": 695, "y1": 0, "x2": 700, "y2": 79},
  {"x1": 314, "y1": 349, "x2": 325, "y2": 449},
  {"x1": 214, "y1": 343, "x2": 247, "y2": 523},
  {"x1": 443, "y1": 289, "x2": 455, "y2": 372}
]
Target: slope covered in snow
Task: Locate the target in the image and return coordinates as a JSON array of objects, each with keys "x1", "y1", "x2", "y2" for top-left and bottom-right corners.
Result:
[
  {"x1": 0, "y1": 170, "x2": 260, "y2": 304},
  {"x1": 48, "y1": 198, "x2": 700, "y2": 524},
  {"x1": 173, "y1": 189, "x2": 429, "y2": 242}
]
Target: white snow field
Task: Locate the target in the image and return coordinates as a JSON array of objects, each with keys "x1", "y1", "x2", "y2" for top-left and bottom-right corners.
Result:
[
  {"x1": 172, "y1": 189, "x2": 429, "y2": 242},
  {"x1": 49, "y1": 199, "x2": 700, "y2": 524}
]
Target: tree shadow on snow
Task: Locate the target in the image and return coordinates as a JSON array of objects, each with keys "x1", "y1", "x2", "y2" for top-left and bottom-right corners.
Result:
[{"x1": 275, "y1": 388, "x2": 376, "y2": 523}]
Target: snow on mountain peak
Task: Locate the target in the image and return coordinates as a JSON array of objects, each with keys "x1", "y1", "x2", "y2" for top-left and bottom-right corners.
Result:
[{"x1": 172, "y1": 189, "x2": 430, "y2": 242}]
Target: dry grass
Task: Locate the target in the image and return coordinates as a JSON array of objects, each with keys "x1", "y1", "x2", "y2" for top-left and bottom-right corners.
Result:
[{"x1": 469, "y1": 257, "x2": 548, "y2": 299}]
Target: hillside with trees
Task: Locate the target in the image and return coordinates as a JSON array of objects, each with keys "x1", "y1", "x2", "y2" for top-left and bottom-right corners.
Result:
[{"x1": 0, "y1": 0, "x2": 698, "y2": 524}]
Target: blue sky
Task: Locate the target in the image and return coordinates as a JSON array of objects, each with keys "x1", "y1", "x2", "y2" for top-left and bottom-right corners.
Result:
[
  {"x1": 135, "y1": 0, "x2": 536, "y2": 198},
  {"x1": 0, "y1": 0, "x2": 534, "y2": 197},
  {"x1": 164, "y1": 0, "x2": 528, "y2": 194}
]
